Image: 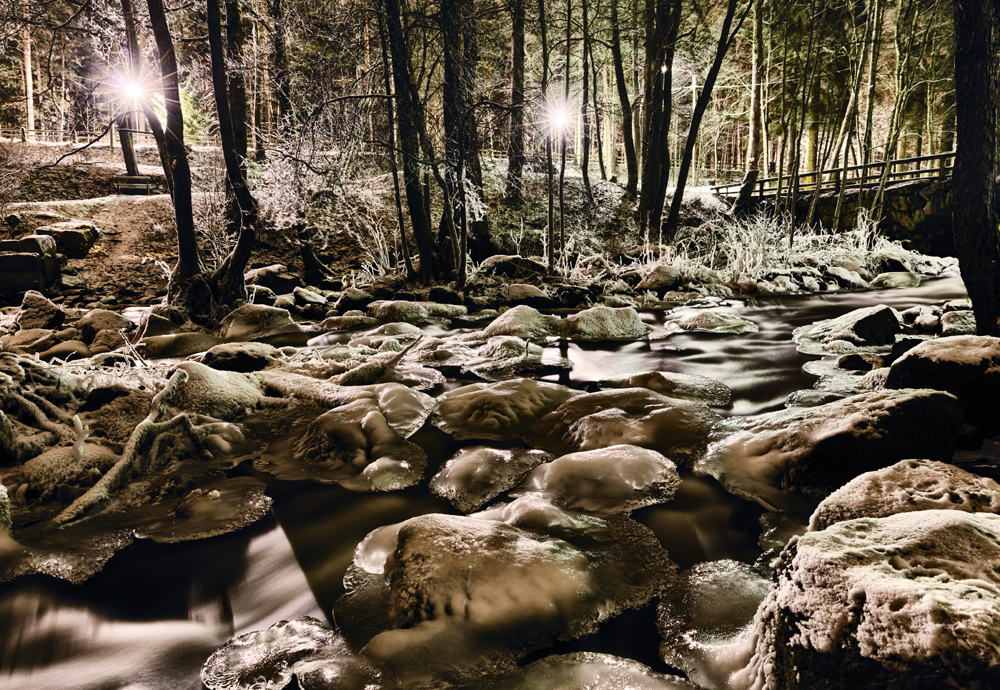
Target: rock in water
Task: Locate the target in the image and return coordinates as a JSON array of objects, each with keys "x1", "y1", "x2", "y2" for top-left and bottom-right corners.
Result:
[
  {"x1": 884, "y1": 335, "x2": 1000, "y2": 435},
  {"x1": 491, "y1": 652, "x2": 700, "y2": 690},
  {"x1": 741, "y1": 511, "x2": 1000, "y2": 690},
  {"x1": 795, "y1": 304, "x2": 901, "y2": 354},
  {"x1": 666, "y1": 311, "x2": 759, "y2": 335},
  {"x1": 697, "y1": 389, "x2": 963, "y2": 512},
  {"x1": 430, "y1": 446, "x2": 552, "y2": 513},
  {"x1": 599, "y1": 370, "x2": 732, "y2": 406},
  {"x1": 808, "y1": 459, "x2": 1000, "y2": 531}
]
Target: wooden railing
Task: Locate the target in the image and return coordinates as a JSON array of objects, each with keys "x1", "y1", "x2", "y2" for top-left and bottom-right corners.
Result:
[
  {"x1": 1, "y1": 128, "x2": 219, "y2": 147},
  {"x1": 711, "y1": 150, "x2": 955, "y2": 199}
]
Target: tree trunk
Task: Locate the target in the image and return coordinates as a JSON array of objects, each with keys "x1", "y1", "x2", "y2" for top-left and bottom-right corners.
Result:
[
  {"x1": 225, "y1": 0, "x2": 249, "y2": 163},
  {"x1": 746, "y1": 0, "x2": 764, "y2": 172},
  {"x1": 559, "y1": 0, "x2": 571, "y2": 260},
  {"x1": 952, "y1": 0, "x2": 1000, "y2": 336},
  {"x1": 537, "y1": 0, "x2": 555, "y2": 270},
  {"x1": 272, "y1": 0, "x2": 292, "y2": 131},
  {"x1": 611, "y1": 2, "x2": 638, "y2": 196},
  {"x1": 505, "y1": 0, "x2": 526, "y2": 203},
  {"x1": 382, "y1": 0, "x2": 437, "y2": 281},
  {"x1": 580, "y1": 0, "x2": 593, "y2": 203},
  {"x1": 664, "y1": 0, "x2": 748, "y2": 238},
  {"x1": 145, "y1": 0, "x2": 203, "y2": 286},
  {"x1": 22, "y1": 1, "x2": 34, "y2": 140}
]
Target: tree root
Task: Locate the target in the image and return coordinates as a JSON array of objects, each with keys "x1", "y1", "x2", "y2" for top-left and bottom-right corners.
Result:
[{"x1": 54, "y1": 370, "x2": 190, "y2": 527}]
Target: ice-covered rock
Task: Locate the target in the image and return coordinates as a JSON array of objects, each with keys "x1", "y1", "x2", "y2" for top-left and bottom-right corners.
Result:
[
  {"x1": 884, "y1": 335, "x2": 1000, "y2": 435},
  {"x1": 741, "y1": 511, "x2": 1000, "y2": 690},
  {"x1": 170, "y1": 361, "x2": 263, "y2": 421},
  {"x1": 666, "y1": 311, "x2": 759, "y2": 335},
  {"x1": 76, "y1": 308, "x2": 133, "y2": 344},
  {"x1": 430, "y1": 446, "x2": 552, "y2": 512},
  {"x1": 697, "y1": 389, "x2": 963, "y2": 512},
  {"x1": 201, "y1": 617, "x2": 379, "y2": 690},
  {"x1": 637, "y1": 264, "x2": 685, "y2": 292},
  {"x1": 490, "y1": 652, "x2": 700, "y2": 690},
  {"x1": 808, "y1": 459, "x2": 1000, "y2": 531},
  {"x1": 658, "y1": 560, "x2": 771, "y2": 689},
  {"x1": 219, "y1": 303, "x2": 303, "y2": 342},
  {"x1": 349, "y1": 321, "x2": 425, "y2": 349},
  {"x1": 367, "y1": 300, "x2": 430, "y2": 324},
  {"x1": 599, "y1": 370, "x2": 732, "y2": 406},
  {"x1": 795, "y1": 305, "x2": 901, "y2": 354},
  {"x1": 461, "y1": 335, "x2": 573, "y2": 382},
  {"x1": 520, "y1": 444, "x2": 680, "y2": 515},
  {"x1": 432, "y1": 378, "x2": 580, "y2": 441},
  {"x1": 253, "y1": 398, "x2": 427, "y2": 491},
  {"x1": 532, "y1": 388, "x2": 720, "y2": 463},
  {"x1": 338, "y1": 510, "x2": 674, "y2": 686},
  {"x1": 940, "y1": 309, "x2": 976, "y2": 335},
  {"x1": 140, "y1": 332, "x2": 224, "y2": 359}
]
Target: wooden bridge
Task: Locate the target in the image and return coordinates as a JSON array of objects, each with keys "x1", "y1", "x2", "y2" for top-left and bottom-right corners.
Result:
[{"x1": 710, "y1": 151, "x2": 955, "y2": 200}]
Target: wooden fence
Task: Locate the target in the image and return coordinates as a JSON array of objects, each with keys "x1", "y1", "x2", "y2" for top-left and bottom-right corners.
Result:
[{"x1": 710, "y1": 151, "x2": 955, "y2": 199}]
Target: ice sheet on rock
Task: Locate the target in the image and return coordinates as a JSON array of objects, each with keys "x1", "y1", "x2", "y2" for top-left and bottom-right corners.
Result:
[
  {"x1": 472, "y1": 494, "x2": 613, "y2": 539},
  {"x1": 21, "y1": 443, "x2": 120, "y2": 501},
  {"x1": 518, "y1": 444, "x2": 680, "y2": 515},
  {"x1": 697, "y1": 389, "x2": 963, "y2": 513},
  {"x1": 740, "y1": 511, "x2": 1000, "y2": 690},
  {"x1": 133, "y1": 476, "x2": 272, "y2": 542},
  {"x1": 338, "y1": 510, "x2": 674, "y2": 687},
  {"x1": 658, "y1": 560, "x2": 770, "y2": 690},
  {"x1": 254, "y1": 398, "x2": 427, "y2": 491},
  {"x1": 557, "y1": 306, "x2": 652, "y2": 341},
  {"x1": 599, "y1": 371, "x2": 732, "y2": 406},
  {"x1": 461, "y1": 336, "x2": 574, "y2": 382},
  {"x1": 664, "y1": 311, "x2": 759, "y2": 335},
  {"x1": 254, "y1": 371, "x2": 434, "y2": 438},
  {"x1": 432, "y1": 379, "x2": 581, "y2": 441},
  {"x1": 808, "y1": 458, "x2": 1000, "y2": 531},
  {"x1": 430, "y1": 446, "x2": 552, "y2": 512},
  {"x1": 201, "y1": 616, "x2": 380, "y2": 690},
  {"x1": 529, "y1": 388, "x2": 720, "y2": 465},
  {"x1": 483, "y1": 304, "x2": 560, "y2": 339},
  {"x1": 486, "y1": 652, "x2": 701, "y2": 690}
]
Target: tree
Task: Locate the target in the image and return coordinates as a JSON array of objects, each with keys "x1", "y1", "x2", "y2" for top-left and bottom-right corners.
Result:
[
  {"x1": 505, "y1": 0, "x2": 527, "y2": 202},
  {"x1": 952, "y1": 0, "x2": 999, "y2": 336},
  {"x1": 610, "y1": 1, "x2": 638, "y2": 196}
]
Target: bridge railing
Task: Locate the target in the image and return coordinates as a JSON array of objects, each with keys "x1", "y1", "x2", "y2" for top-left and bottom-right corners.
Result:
[{"x1": 711, "y1": 150, "x2": 955, "y2": 199}]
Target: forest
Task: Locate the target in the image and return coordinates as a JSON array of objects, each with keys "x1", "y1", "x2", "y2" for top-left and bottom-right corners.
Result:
[{"x1": 1, "y1": 1, "x2": 1000, "y2": 690}]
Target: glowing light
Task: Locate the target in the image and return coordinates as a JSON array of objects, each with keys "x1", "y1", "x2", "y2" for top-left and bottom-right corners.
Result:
[{"x1": 124, "y1": 81, "x2": 144, "y2": 102}]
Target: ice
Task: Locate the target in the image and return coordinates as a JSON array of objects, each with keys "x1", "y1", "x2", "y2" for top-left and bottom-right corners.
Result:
[
  {"x1": 658, "y1": 560, "x2": 770, "y2": 689},
  {"x1": 430, "y1": 446, "x2": 552, "y2": 512},
  {"x1": 600, "y1": 370, "x2": 732, "y2": 406},
  {"x1": 531, "y1": 388, "x2": 720, "y2": 464},
  {"x1": 519, "y1": 444, "x2": 680, "y2": 514},
  {"x1": 488, "y1": 652, "x2": 701, "y2": 690},
  {"x1": 254, "y1": 398, "x2": 427, "y2": 492},
  {"x1": 461, "y1": 336, "x2": 573, "y2": 382},
  {"x1": 432, "y1": 378, "x2": 580, "y2": 441},
  {"x1": 201, "y1": 616, "x2": 379, "y2": 690}
]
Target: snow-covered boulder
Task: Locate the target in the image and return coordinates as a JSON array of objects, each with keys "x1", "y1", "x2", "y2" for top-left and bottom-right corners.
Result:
[
  {"x1": 557, "y1": 305, "x2": 651, "y2": 340},
  {"x1": 170, "y1": 361, "x2": 263, "y2": 421},
  {"x1": 483, "y1": 304, "x2": 558, "y2": 339},
  {"x1": 636, "y1": 264, "x2": 685, "y2": 292},
  {"x1": 742, "y1": 511, "x2": 1000, "y2": 690},
  {"x1": 697, "y1": 389, "x2": 963, "y2": 512},
  {"x1": 200, "y1": 341, "x2": 279, "y2": 372},
  {"x1": 796, "y1": 305, "x2": 900, "y2": 353},
  {"x1": 884, "y1": 335, "x2": 1000, "y2": 435},
  {"x1": 76, "y1": 308, "x2": 133, "y2": 344},
  {"x1": 367, "y1": 300, "x2": 429, "y2": 324},
  {"x1": 808, "y1": 459, "x2": 1000, "y2": 531},
  {"x1": 219, "y1": 303, "x2": 302, "y2": 342}
]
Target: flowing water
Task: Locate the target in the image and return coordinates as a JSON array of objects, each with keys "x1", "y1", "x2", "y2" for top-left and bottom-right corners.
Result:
[{"x1": 0, "y1": 276, "x2": 968, "y2": 690}]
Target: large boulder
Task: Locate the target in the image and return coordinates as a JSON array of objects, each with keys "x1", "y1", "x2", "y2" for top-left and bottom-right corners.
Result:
[
  {"x1": 743, "y1": 510, "x2": 1000, "y2": 690},
  {"x1": 478, "y1": 254, "x2": 549, "y2": 280},
  {"x1": 636, "y1": 264, "x2": 684, "y2": 292},
  {"x1": 884, "y1": 335, "x2": 1000, "y2": 435},
  {"x1": 367, "y1": 300, "x2": 429, "y2": 324},
  {"x1": 798, "y1": 305, "x2": 901, "y2": 351},
  {"x1": 809, "y1": 459, "x2": 1000, "y2": 531},
  {"x1": 666, "y1": 310, "x2": 758, "y2": 335},
  {"x1": 696, "y1": 389, "x2": 964, "y2": 512},
  {"x1": 201, "y1": 341, "x2": 279, "y2": 372},
  {"x1": 16, "y1": 290, "x2": 65, "y2": 330},
  {"x1": 557, "y1": 305, "x2": 651, "y2": 340},
  {"x1": 219, "y1": 304, "x2": 302, "y2": 342},
  {"x1": 505, "y1": 283, "x2": 554, "y2": 309}
]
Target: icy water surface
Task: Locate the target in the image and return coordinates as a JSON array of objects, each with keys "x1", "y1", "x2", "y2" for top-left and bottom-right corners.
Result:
[{"x1": 0, "y1": 277, "x2": 968, "y2": 689}]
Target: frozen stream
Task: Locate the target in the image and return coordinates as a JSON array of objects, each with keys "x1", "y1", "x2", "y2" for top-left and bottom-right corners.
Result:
[{"x1": 0, "y1": 276, "x2": 969, "y2": 690}]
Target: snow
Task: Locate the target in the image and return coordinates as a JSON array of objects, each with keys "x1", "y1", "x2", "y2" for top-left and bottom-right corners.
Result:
[
  {"x1": 21, "y1": 444, "x2": 120, "y2": 500},
  {"x1": 520, "y1": 444, "x2": 681, "y2": 515},
  {"x1": 742, "y1": 510, "x2": 1000, "y2": 689},
  {"x1": 808, "y1": 459, "x2": 1000, "y2": 531},
  {"x1": 170, "y1": 361, "x2": 263, "y2": 421}
]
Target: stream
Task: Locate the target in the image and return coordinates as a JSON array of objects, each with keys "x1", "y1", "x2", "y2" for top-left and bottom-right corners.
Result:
[{"x1": 0, "y1": 276, "x2": 969, "y2": 690}]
